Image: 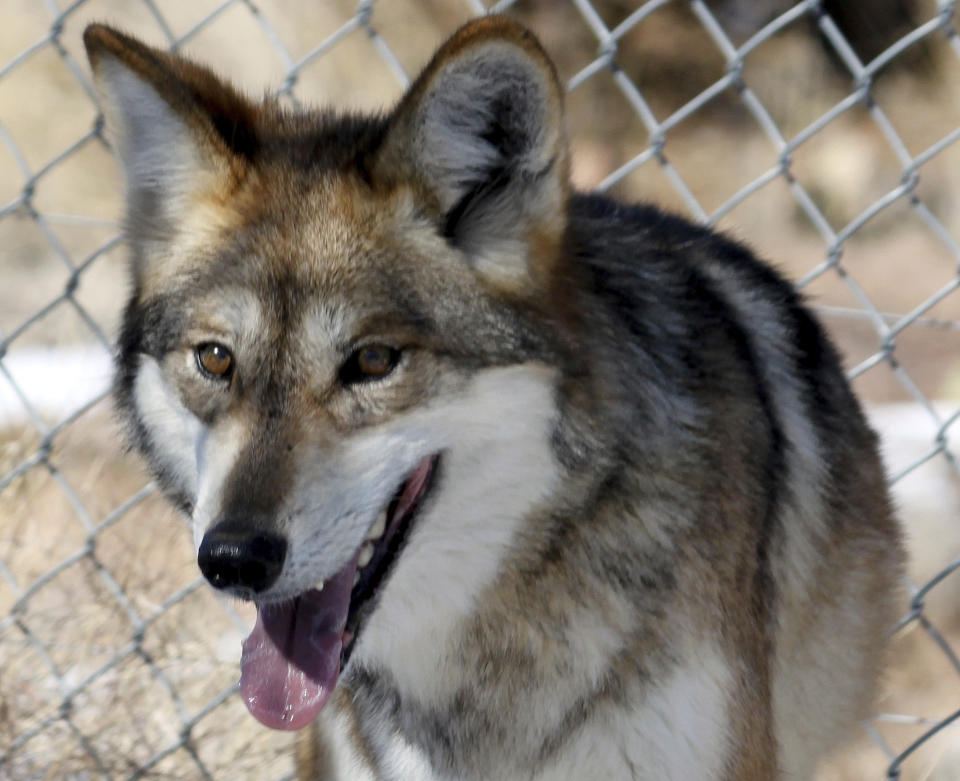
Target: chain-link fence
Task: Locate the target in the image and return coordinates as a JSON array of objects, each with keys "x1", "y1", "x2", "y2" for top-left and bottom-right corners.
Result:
[{"x1": 1, "y1": 0, "x2": 958, "y2": 778}]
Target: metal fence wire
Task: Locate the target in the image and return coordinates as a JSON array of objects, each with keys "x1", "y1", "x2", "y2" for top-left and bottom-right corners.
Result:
[{"x1": 1, "y1": 0, "x2": 959, "y2": 778}]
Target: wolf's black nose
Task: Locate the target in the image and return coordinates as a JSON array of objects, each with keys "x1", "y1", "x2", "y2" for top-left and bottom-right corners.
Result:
[{"x1": 197, "y1": 525, "x2": 287, "y2": 594}]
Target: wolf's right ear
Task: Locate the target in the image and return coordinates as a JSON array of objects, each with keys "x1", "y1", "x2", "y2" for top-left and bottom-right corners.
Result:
[
  {"x1": 372, "y1": 18, "x2": 569, "y2": 288},
  {"x1": 83, "y1": 25, "x2": 258, "y2": 249}
]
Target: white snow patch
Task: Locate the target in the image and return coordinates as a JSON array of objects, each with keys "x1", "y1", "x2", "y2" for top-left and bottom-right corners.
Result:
[{"x1": 0, "y1": 344, "x2": 114, "y2": 428}]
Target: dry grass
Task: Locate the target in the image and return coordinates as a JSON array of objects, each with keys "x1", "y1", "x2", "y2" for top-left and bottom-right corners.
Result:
[
  {"x1": 2, "y1": 0, "x2": 960, "y2": 778},
  {"x1": 0, "y1": 407, "x2": 294, "y2": 778}
]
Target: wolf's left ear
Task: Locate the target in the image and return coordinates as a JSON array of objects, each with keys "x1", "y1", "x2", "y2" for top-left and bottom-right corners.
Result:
[{"x1": 373, "y1": 17, "x2": 569, "y2": 286}]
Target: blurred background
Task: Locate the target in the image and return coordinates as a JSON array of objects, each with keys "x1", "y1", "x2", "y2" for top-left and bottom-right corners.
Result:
[{"x1": 0, "y1": 0, "x2": 958, "y2": 778}]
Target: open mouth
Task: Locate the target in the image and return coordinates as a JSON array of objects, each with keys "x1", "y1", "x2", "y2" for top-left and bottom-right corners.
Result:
[{"x1": 238, "y1": 454, "x2": 439, "y2": 731}]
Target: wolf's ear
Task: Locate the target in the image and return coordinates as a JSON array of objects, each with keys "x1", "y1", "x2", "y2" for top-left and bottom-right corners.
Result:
[
  {"x1": 373, "y1": 17, "x2": 569, "y2": 286},
  {"x1": 83, "y1": 25, "x2": 258, "y2": 248}
]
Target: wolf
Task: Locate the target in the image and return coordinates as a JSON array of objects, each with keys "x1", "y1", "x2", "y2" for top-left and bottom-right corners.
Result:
[{"x1": 84, "y1": 16, "x2": 904, "y2": 780}]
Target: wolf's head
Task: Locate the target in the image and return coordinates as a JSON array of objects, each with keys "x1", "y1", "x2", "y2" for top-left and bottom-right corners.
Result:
[{"x1": 85, "y1": 18, "x2": 578, "y2": 729}]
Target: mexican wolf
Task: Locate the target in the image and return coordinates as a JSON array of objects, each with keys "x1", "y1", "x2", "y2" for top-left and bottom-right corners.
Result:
[{"x1": 84, "y1": 16, "x2": 904, "y2": 781}]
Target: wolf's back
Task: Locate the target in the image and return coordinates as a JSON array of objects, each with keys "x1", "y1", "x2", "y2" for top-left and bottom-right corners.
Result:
[{"x1": 559, "y1": 191, "x2": 903, "y2": 779}]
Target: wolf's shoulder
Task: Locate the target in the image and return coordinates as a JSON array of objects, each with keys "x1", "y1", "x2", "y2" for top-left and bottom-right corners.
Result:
[
  {"x1": 564, "y1": 190, "x2": 845, "y2": 401},
  {"x1": 566, "y1": 191, "x2": 793, "y2": 298}
]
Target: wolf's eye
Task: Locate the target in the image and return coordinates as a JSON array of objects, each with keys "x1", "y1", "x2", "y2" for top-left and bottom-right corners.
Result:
[
  {"x1": 340, "y1": 344, "x2": 400, "y2": 385},
  {"x1": 196, "y1": 343, "x2": 234, "y2": 379}
]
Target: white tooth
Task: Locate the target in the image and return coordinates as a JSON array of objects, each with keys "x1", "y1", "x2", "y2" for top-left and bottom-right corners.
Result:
[
  {"x1": 313, "y1": 580, "x2": 325, "y2": 592},
  {"x1": 368, "y1": 510, "x2": 387, "y2": 541},
  {"x1": 353, "y1": 570, "x2": 361, "y2": 587},
  {"x1": 358, "y1": 541, "x2": 374, "y2": 568}
]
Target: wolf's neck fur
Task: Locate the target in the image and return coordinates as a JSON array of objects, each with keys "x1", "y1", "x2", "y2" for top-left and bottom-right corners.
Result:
[{"x1": 349, "y1": 364, "x2": 563, "y2": 701}]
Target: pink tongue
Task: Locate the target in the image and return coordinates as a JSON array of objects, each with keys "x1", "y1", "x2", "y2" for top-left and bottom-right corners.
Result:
[
  {"x1": 238, "y1": 456, "x2": 436, "y2": 730},
  {"x1": 240, "y1": 558, "x2": 356, "y2": 730}
]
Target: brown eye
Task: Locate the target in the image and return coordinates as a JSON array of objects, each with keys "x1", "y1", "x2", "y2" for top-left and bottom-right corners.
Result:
[
  {"x1": 196, "y1": 343, "x2": 233, "y2": 379},
  {"x1": 340, "y1": 344, "x2": 400, "y2": 385}
]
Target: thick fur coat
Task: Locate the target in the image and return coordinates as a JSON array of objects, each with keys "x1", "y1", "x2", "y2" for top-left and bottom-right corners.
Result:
[{"x1": 84, "y1": 17, "x2": 904, "y2": 780}]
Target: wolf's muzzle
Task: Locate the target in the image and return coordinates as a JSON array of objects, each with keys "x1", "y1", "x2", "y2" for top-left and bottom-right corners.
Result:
[{"x1": 198, "y1": 524, "x2": 287, "y2": 594}]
